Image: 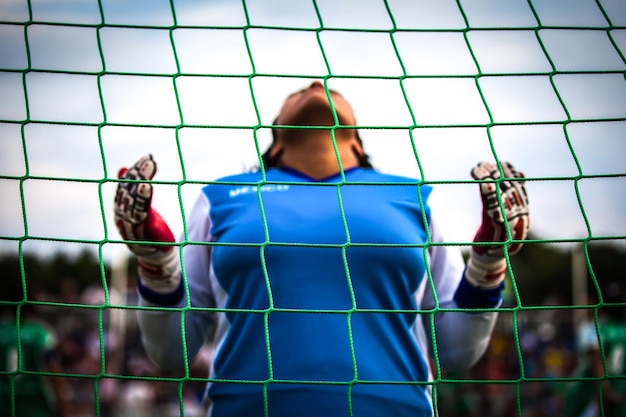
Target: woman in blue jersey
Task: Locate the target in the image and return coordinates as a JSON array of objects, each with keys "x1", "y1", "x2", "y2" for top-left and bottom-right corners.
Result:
[{"x1": 114, "y1": 81, "x2": 530, "y2": 417}]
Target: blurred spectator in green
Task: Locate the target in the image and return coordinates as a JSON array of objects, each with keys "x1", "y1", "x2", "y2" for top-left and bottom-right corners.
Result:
[{"x1": 0, "y1": 284, "x2": 71, "y2": 417}]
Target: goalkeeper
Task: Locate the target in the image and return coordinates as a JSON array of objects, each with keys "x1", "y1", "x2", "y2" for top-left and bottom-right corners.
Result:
[{"x1": 114, "y1": 81, "x2": 530, "y2": 417}]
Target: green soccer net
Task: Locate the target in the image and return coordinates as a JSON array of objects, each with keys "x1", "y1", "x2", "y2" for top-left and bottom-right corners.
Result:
[{"x1": 1, "y1": 0, "x2": 625, "y2": 416}]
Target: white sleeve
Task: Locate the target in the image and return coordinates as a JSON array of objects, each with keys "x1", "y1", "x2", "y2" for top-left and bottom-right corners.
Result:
[
  {"x1": 421, "y1": 213, "x2": 499, "y2": 373},
  {"x1": 137, "y1": 192, "x2": 217, "y2": 371}
]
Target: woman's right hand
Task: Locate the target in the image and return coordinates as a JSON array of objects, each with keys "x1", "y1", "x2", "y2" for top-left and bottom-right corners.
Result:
[
  {"x1": 114, "y1": 154, "x2": 175, "y2": 256},
  {"x1": 114, "y1": 155, "x2": 181, "y2": 292}
]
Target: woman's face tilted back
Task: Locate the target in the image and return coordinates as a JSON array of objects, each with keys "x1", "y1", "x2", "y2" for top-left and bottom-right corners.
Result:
[
  {"x1": 275, "y1": 81, "x2": 357, "y2": 133},
  {"x1": 262, "y1": 82, "x2": 366, "y2": 176}
]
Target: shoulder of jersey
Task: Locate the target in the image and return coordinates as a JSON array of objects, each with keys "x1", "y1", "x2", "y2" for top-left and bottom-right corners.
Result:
[{"x1": 350, "y1": 169, "x2": 421, "y2": 184}]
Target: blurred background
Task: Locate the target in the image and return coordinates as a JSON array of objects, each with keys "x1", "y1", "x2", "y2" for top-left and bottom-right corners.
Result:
[{"x1": 1, "y1": 0, "x2": 625, "y2": 416}]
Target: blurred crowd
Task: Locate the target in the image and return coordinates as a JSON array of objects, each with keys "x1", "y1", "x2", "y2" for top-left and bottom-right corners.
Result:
[
  {"x1": 13, "y1": 278, "x2": 210, "y2": 417},
  {"x1": 437, "y1": 291, "x2": 625, "y2": 417},
  {"x1": 5, "y1": 278, "x2": 624, "y2": 417},
  {"x1": 437, "y1": 303, "x2": 578, "y2": 417}
]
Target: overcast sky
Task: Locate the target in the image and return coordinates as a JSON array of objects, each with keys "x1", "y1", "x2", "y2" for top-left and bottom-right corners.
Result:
[{"x1": 1, "y1": 0, "x2": 625, "y2": 263}]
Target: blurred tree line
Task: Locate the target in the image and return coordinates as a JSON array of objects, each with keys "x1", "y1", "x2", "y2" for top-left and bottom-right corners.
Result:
[
  {"x1": 1, "y1": 237, "x2": 624, "y2": 306},
  {"x1": 509, "y1": 236, "x2": 626, "y2": 306},
  {"x1": 0, "y1": 249, "x2": 137, "y2": 302}
]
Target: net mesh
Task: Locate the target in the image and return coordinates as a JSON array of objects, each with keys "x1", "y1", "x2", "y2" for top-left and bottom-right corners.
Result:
[{"x1": 1, "y1": 0, "x2": 625, "y2": 416}]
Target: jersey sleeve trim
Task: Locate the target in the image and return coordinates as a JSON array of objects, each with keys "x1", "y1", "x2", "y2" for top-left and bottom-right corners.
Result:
[
  {"x1": 453, "y1": 274, "x2": 503, "y2": 309},
  {"x1": 137, "y1": 275, "x2": 185, "y2": 306}
]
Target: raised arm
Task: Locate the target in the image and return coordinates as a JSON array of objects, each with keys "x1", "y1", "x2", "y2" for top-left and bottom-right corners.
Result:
[
  {"x1": 463, "y1": 161, "x2": 529, "y2": 290},
  {"x1": 114, "y1": 154, "x2": 181, "y2": 294},
  {"x1": 428, "y1": 161, "x2": 530, "y2": 372},
  {"x1": 114, "y1": 155, "x2": 214, "y2": 370}
]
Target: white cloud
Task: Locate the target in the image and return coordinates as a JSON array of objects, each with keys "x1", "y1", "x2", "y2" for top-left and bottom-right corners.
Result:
[
  {"x1": 530, "y1": 0, "x2": 608, "y2": 27},
  {"x1": 0, "y1": 73, "x2": 26, "y2": 121},
  {"x1": 393, "y1": 31, "x2": 477, "y2": 76},
  {"x1": 568, "y1": 121, "x2": 626, "y2": 176},
  {"x1": 28, "y1": 24, "x2": 102, "y2": 72},
  {"x1": 99, "y1": 0, "x2": 173, "y2": 26},
  {"x1": 22, "y1": 179, "x2": 105, "y2": 241},
  {"x1": 479, "y1": 76, "x2": 567, "y2": 123},
  {"x1": 247, "y1": 28, "x2": 328, "y2": 77},
  {"x1": 540, "y1": 29, "x2": 626, "y2": 72},
  {"x1": 467, "y1": 30, "x2": 552, "y2": 74},
  {"x1": 386, "y1": 0, "x2": 465, "y2": 29},
  {"x1": 0, "y1": 179, "x2": 25, "y2": 238},
  {"x1": 99, "y1": 27, "x2": 177, "y2": 74},
  {"x1": 245, "y1": 0, "x2": 320, "y2": 28},
  {"x1": 176, "y1": 76, "x2": 258, "y2": 126},
  {"x1": 27, "y1": 73, "x2": 103, "y2": 123},
  {"x1": 172, "y1": 0, "x2": 247, "y2": 27},
  {"x1": 0, "y1": 25, "x2": 28, "y2": 69},
  {"x1": 100, "y1": 74, "x2": 179, "y2": 125},
  {"x1": 0, "y1": 123, "x2": 26, "y2": 178},
  {"x1": 320, "y1": 31, "x2": 404, "y2": 77},
  {"x1": 30, "y1": 0, "x2": 102, "y2": 24},
  {"x1": 173, "y1": 28, "x2": 252, "y2": 75},
  {"x1": 315, "y1": 0, "x2": 393, "y2": 29},
  {"x1": 460, "y1": 0, "x2": 537, "y2": 28},
  {"x1": 554, "y1": 74, "x2": 626, "y2": 120},
  {"x1": 403, "y1": 78, "x2": 491, "y2": 125}
]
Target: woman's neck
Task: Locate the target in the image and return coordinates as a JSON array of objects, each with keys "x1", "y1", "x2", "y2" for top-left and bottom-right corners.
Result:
[{"x1": 277, "y1": 129, "x2": 360, "y2": 180}]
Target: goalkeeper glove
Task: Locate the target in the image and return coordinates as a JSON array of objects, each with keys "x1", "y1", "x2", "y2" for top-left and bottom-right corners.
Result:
[
  {"x1": 114, "y1": 155, "x2": 181, "y2": 293},
  {"x1": 465, "y1": 161, "x2": 530, "y2": 289}
]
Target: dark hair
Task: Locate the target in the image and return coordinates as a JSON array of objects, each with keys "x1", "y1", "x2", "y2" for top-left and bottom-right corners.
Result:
[{"x1": 260, "y1": 120, "x2": 373, "y2": 170}]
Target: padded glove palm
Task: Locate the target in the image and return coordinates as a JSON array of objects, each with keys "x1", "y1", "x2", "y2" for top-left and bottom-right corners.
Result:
[
  {"x1": 465, "y1": 161, "x2": 530, "y2": 289},
  {"x1": 114, "y1": 155, "x2": 180, "y2": 293},
  {"x1": 471, "y1": 161, "x2": 530, "y2": 258}
]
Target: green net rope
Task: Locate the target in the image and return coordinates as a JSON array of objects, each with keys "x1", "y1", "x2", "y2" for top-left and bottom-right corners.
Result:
[{"x1": 1, "y1": 0, "x2": 625, "y2": 416}]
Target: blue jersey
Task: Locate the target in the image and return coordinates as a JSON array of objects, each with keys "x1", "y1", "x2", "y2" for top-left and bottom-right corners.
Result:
[{"x1": 137, "y1": 167, "x2": 501, "y2": 417}]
